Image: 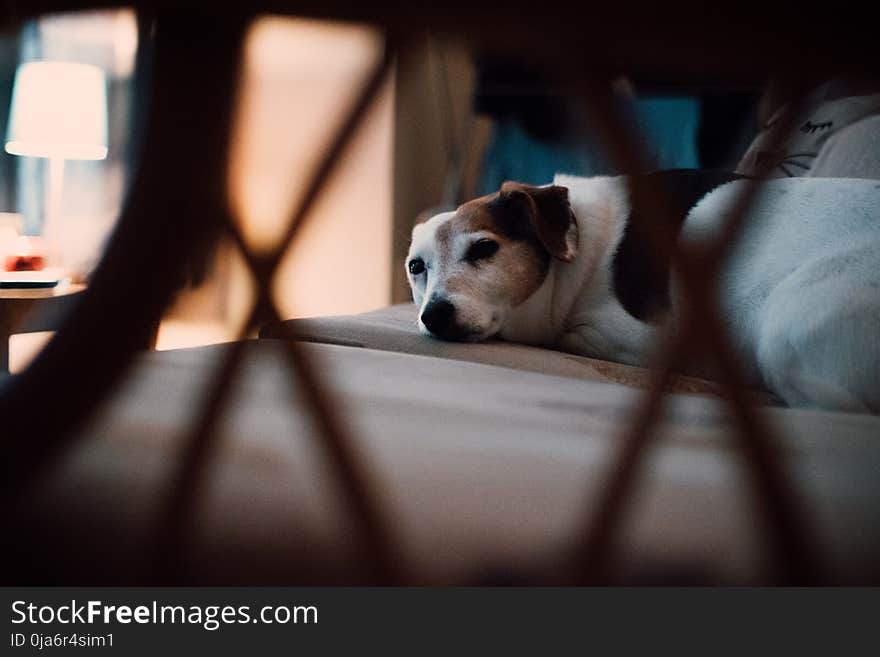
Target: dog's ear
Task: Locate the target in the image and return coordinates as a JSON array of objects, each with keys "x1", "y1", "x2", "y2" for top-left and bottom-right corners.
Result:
[{"x1": 497, "y1": 182, "x2": 578, "y2": 262}]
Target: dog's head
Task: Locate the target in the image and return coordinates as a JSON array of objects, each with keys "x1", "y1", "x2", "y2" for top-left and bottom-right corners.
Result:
[{"x1": 406, "y1": 181, "x2": 578, "y2": 341}]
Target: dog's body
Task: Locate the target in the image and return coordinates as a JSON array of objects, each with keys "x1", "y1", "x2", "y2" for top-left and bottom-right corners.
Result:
[{"x1": 406, "y1": 172, "x2": 880, "y2": 412}]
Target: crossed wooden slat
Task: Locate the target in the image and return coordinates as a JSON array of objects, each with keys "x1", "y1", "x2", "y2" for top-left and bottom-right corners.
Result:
[
  {"x1": 564, "y1": 77, "x2": 822, "y2": 584},
  {"x1": 151, "y1": 38, "x2": 405, "y2": 584}
]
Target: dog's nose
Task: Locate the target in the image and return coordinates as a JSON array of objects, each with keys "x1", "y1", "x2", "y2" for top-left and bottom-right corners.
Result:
[{"x1": 421, "y1": 299, "x2": 456, "y2": 336}]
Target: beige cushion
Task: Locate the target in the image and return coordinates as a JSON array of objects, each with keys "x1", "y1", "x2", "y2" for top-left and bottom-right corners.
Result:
[
  {"x1": 18, "y1": 340, "x2": 880, "y2": 583},
  {"x1": 260, "y1": 304, "x2": 765, "y2": 399}
]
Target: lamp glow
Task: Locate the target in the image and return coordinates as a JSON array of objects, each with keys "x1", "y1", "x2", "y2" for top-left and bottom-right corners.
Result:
[
  {"x1": 5, "y1": 61, "x2": 108, "y2": 160},
  {"x1": 4, "y1": 61, "x2": 109, "y2": 268}
]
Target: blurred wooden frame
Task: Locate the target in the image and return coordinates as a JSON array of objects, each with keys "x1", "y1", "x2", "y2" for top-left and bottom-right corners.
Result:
[
  {"x1": 1, "y1": 1, "x2": 878, "y2": 584},
  {"x1": 393, "y1": 35, "x2": 492, "y2": 303}
]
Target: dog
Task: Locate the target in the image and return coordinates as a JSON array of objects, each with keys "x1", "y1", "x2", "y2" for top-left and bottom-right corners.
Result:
[{"x1": 405, "y1": 171, "x2": 880, "y2": 413}]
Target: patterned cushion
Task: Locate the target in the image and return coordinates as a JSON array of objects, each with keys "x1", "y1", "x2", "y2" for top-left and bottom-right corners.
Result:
[{"x1": 737, "y1": 90, "x2": 880, "y2": 179}]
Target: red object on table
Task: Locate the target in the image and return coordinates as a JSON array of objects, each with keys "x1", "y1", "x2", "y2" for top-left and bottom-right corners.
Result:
[
  {"x1": 5, "y1": 254, "x2": 45, "y2": 271},
  {"x1": 3, "y1": 236, "x2": 46, "y2": 271}
]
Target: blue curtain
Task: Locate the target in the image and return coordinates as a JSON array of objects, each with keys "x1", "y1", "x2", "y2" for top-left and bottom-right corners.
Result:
[{"x1": 478, "y1": 96, "x2": 700, "y2": 194}]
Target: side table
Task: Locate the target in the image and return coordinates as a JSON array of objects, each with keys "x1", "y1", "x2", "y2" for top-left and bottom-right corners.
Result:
[{"x1": 0, "y1": 283, "x2": 87, "y2": 373}]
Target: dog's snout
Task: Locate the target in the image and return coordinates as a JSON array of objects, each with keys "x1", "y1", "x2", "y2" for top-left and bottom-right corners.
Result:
[{"x1": 421, "y1": 299, "x2": 457, "y2": 336}]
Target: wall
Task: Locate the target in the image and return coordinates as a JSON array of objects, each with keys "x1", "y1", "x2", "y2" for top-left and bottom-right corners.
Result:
[
  {"x1": 159, "y1": 15, "x2": 396, "y2": 350},
  {"x1": 228, "y1": 16, "x2": 393, "y2": 322}
]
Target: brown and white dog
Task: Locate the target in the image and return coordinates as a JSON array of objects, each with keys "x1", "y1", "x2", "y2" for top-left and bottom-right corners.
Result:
[{"x1": 406, "y1": 172, "x2": 880, "y2": 413}]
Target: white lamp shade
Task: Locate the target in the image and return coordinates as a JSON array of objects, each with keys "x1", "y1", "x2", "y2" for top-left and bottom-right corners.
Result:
[{"x1": 5, "y1": 61, "x2": 108, "y2": 160}]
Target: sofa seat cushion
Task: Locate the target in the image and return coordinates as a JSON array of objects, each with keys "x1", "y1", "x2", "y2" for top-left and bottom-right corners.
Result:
[
  {"x1": 14, "y1": 340, "x2": 880, "y2": 584},
  {"x1": 260, "y1": 304, "x2": 775, "y2": 402}
]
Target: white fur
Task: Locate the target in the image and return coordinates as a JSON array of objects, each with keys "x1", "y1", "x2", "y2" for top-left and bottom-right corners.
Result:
[
  {"x1": 501, "y1": 175, "x2": 658, "y2": 366},
  {"x1": 408, "y1": 210, "x2": 453, "y2": 314},
  {"x1": 680, "y1": 177, "x2": 880, "y2": 411}
]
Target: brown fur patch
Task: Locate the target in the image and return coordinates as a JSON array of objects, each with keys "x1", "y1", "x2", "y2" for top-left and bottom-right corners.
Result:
[
  {"x1": 498, "y1": 182, "x2": 578, "y2": 261},
  {"x1": 435, "y1": 193, "x2": 500, "y2": 247},
  {"x1": 435, "y1": 192, "x2": 550, "y2": 305}
]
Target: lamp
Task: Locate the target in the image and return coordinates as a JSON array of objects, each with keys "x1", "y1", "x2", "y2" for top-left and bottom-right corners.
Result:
[{"x1": 4, "y1": 61, "x2": 108, "y2": 266}]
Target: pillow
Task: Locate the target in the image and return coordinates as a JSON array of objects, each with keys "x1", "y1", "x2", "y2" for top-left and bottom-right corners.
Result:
[
  {"x1": 736, "y1": 90, "x2": 880, "y2": 179},
  {"x1": 807, "y1": 115, "x2": 880, "y2": 179}
]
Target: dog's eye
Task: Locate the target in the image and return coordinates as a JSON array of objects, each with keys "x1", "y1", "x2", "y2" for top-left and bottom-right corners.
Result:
[
  {"x1": 408, "y1": 258, "x2": 425, "y2": 275},
  {"x1": 465, "y1": 239, "x2": 499, "y2": 263}
]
